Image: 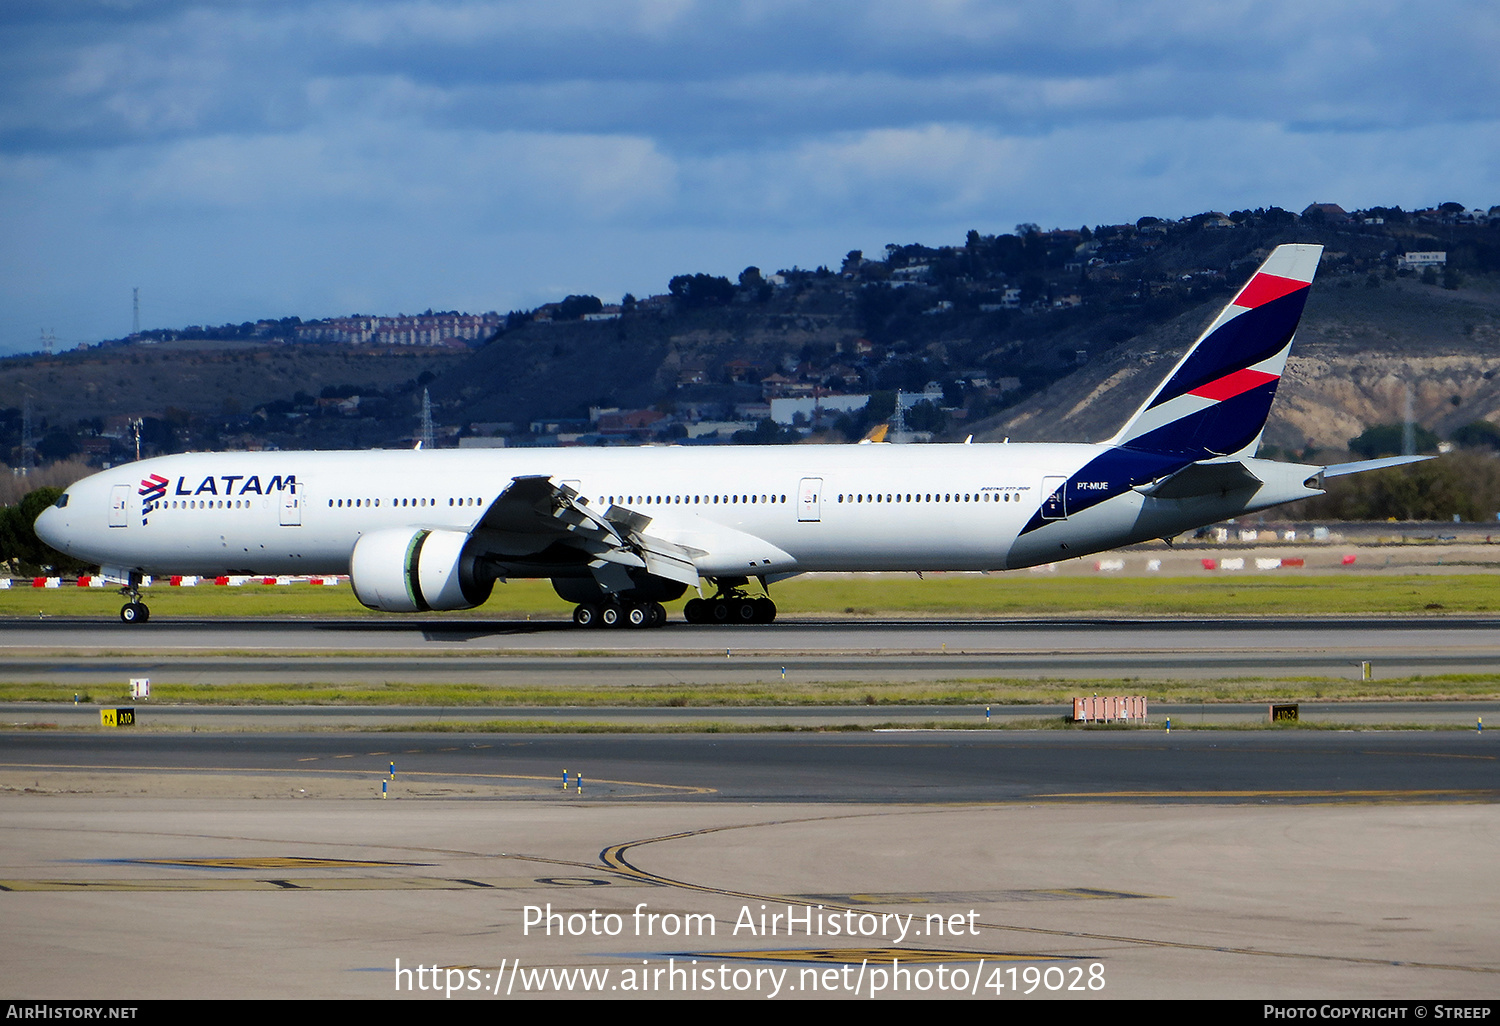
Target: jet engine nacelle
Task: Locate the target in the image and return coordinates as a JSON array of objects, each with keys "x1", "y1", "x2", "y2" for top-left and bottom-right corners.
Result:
[{"x1": 350, "y1": 528, "x2": 493, "y2": 612}]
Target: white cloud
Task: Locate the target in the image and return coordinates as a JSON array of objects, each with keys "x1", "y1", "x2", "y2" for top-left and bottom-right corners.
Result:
[{"x1": 1, "y1": 0, "x2": 1498, "y2": 352}]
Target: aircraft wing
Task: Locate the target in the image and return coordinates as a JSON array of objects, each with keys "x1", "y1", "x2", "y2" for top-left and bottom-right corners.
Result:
[
  {"x1": 473, "y1": 475, "x2": 701, "y2": 592},
  {"x1": 1134, "y1": 451, "x2": 1438, "y2": 502},
  {"x1": 1320, "y1": 454, "x2": 1434, "y2": 478}
]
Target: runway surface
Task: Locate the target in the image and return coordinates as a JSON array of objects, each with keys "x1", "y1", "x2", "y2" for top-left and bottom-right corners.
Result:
[
  {"x1": 4, "y1": 729, "x2": 1496, "y2": 802},
  {"x1": 5, "y1": 614, "x2": 1500, "y2": 999},
  {"x1": 2, "y1": 729, "x2": 1497, "y2": 1000},
  {"x1": 8, "y1": 615, "x2": 1500, "y2": 680}
]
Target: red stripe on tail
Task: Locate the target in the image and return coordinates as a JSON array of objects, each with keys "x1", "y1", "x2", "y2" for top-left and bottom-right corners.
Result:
[
  {"x1": 1232, "y1": 272, "x2": 1307, "y2": 309},
  {"x1": 1188, "y1": 367, "x2": 1279, "y2": 402}
]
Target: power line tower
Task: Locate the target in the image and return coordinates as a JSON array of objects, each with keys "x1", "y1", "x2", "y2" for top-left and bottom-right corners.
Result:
[
  {"x1": 132, "y1": 287, "x2": 140, "y2": 337},
  {"x1": 420, "y1": 388, "x2": 435, "y2": 449}
]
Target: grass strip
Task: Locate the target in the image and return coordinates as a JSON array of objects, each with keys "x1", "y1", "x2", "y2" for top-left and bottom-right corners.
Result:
[
  {"x1": 11, "y1": 674, "x2": 1500, "y2": 707},
  {"x1": 6, "y1": 573, "x2": 1500, "y2": 618}
]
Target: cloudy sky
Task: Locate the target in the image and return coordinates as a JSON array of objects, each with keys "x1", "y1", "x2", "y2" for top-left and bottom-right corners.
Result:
[{"x1": 2, "y1": 0, "x2": 1496, "y2": 355}]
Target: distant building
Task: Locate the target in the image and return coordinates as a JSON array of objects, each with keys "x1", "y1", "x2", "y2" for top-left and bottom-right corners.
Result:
[
  {"x1": 295, "y1": 312, "x2": 501, "y2": 346},
  {"x1": 1397, "y1": 251, "x2": 1447, "y2": 271},
  {"x1": 769, "y1": 394, "x2": 870, "y2": 426}
]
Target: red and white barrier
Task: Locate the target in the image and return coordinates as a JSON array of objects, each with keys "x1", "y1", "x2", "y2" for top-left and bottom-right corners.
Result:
[
  {"x1": 1073, "y1": 695, "x2": 1148, "y2": 723},
  {"x1": 4, "y1": 574, "x2": 348, "y2": 590}
]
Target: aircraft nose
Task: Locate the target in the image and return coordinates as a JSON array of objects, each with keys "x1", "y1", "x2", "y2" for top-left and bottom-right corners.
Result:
[{"x1": 33, "y1": 503, "x2": 69, "y2": 554}]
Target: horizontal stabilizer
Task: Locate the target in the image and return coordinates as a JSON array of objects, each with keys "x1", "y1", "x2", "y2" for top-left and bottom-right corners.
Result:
[{"x1": 1135, "y1": 459, "x2": 1262, "y2": 499}]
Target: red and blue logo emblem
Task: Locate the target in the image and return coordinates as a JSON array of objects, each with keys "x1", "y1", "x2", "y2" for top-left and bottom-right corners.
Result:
[{"x1": 138, "y1": 474, "x2": 169, "y2": 502}]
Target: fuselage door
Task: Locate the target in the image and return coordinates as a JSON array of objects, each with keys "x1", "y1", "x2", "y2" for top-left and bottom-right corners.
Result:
[
  {"x1": 1041, "y1": 476, "x2": 1068, "y2": 520},
  {"x1": 797, "y1": 477, "x2": 823, "y2": 522},
  {"x1": 109, "y1": 484, "x2": 130, "y2": 527},
  {"x1": 279, "y1": 487, "x2": 301, "y2": 526}
]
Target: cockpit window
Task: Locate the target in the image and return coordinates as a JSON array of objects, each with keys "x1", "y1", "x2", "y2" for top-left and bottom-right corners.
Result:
[{"x1": 54, "y1": 493, "x2": 69, "y2": 508}]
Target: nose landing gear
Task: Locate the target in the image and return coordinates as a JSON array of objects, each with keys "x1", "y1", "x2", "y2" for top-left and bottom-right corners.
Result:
[{"x1": 118, "y1": 573, "x2": 150, "y2": 625}]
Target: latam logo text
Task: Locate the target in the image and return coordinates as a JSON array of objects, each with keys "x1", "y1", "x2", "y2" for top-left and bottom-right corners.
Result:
[{"x1": 138, "y1": 475, "x2": 298, "y2": 499}]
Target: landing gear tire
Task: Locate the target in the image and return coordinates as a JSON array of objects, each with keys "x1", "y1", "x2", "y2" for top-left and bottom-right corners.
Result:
[
  {"x1": 624, "y1": 604, "x2": 650, "y2": 628},
  {"x1": 685, "y1": 594, "x2": 776, "y2": 625},
  {"x1": 600, "y1": 604, "x2": 621, "y2": 628},
  {"x1": 573, "y1": 603, "x2": 601, "y2": 628},
  {"x1": 647, "y1": 602, "x2": 666, "y2": 628},
  {"x1": 120, "y1": 602, "x2": 149, "y2": 625}
]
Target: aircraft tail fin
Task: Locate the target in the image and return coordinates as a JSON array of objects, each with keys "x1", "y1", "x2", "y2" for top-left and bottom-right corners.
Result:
[{"x1": 1108, "y1": 243, "x2": 1322, "y2": 460}]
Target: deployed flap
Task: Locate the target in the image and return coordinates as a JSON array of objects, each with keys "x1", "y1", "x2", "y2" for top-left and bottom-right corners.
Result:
[
  {"x1": 479, "y1": 475, "x2": 618, "y2": 548},
  {"x1": 1135, "y1": 459, "x2": 1263, "y2": 499},
  {"x1": 475, "y1": 476, "x2": 700, "y2": 589},
  {"x1": 604, "y1": 503, "x2": 703, "y2": 587},
  {"x1": 635, "y1": 535, "x2": 702, "y2": 589}
]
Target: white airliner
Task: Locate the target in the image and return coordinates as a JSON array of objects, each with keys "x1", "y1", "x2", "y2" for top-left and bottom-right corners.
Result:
[{"x1": 35, "y1": 244, "x2": 1422, "y2": 627}]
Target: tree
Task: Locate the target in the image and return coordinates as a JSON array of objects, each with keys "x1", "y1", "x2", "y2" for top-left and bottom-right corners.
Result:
[
  {"x1": 1289, "y1": 451, "x2": 1500, "y2": 522},
  {"x1": 1348, "y1": 423, "x2": 1439, "y2": 458},
  {"x1": 36, "y1": 430, "x2": 79, "y2": 463},
  {"x1": 554, "y1": 295, "x2": 603, "y2": 320},
  {"x1": 668, "y1": 274, "x2": 735, "y2": 309},
  {"x1": 0, "y1": 487, "x2": 87, "y2": 573},
  {"x1": 1451, "y1": 421, "x2": 1500, "y2": 450},
  {"x1": 737, "y1": 266, "x2": 770, "y2": 301},
  {"x1": 732, "y1": 417, "x2": 797, "y2": 445},
  {"x1": 904, "y1": 399, "x2": 946, "y2": 434}
]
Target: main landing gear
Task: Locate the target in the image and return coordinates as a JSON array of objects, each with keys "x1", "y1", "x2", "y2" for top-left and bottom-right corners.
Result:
[
  {"x1": 682, "y1": 585, "x2": 777, "y2": 625},
  {"x1": 571, "y1": 599, "x2": 668, "y2": 629},
  {"x1": 119, "y1": 574, "x2": 150, "y2": 624}
]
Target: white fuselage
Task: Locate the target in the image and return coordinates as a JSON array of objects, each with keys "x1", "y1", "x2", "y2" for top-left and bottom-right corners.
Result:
[{"x1": 36, "y1": 443, "x2": 1321, "y2": 581}]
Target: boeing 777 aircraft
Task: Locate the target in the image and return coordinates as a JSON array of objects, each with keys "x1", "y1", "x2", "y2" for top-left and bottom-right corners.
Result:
[{"x1": 34, "y1": 244, "x2": 1423, "y2": 627}]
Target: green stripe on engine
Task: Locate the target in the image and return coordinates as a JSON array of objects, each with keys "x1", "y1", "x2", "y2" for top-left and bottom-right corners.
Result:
[{"x1": 404, "y1": 530, "x2": 431, "y2": 611}]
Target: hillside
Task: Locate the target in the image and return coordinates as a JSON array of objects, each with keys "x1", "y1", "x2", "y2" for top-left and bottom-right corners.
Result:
[
  {"x1": 4, "y1": 204, "x2": 1499, "y2": 466},
  {"x1": 975, "y1": 273, "x2": 1500, "y2": 453},
  {"x1": 0, "y1": 340, "x2": 468, "y2": 458}
]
